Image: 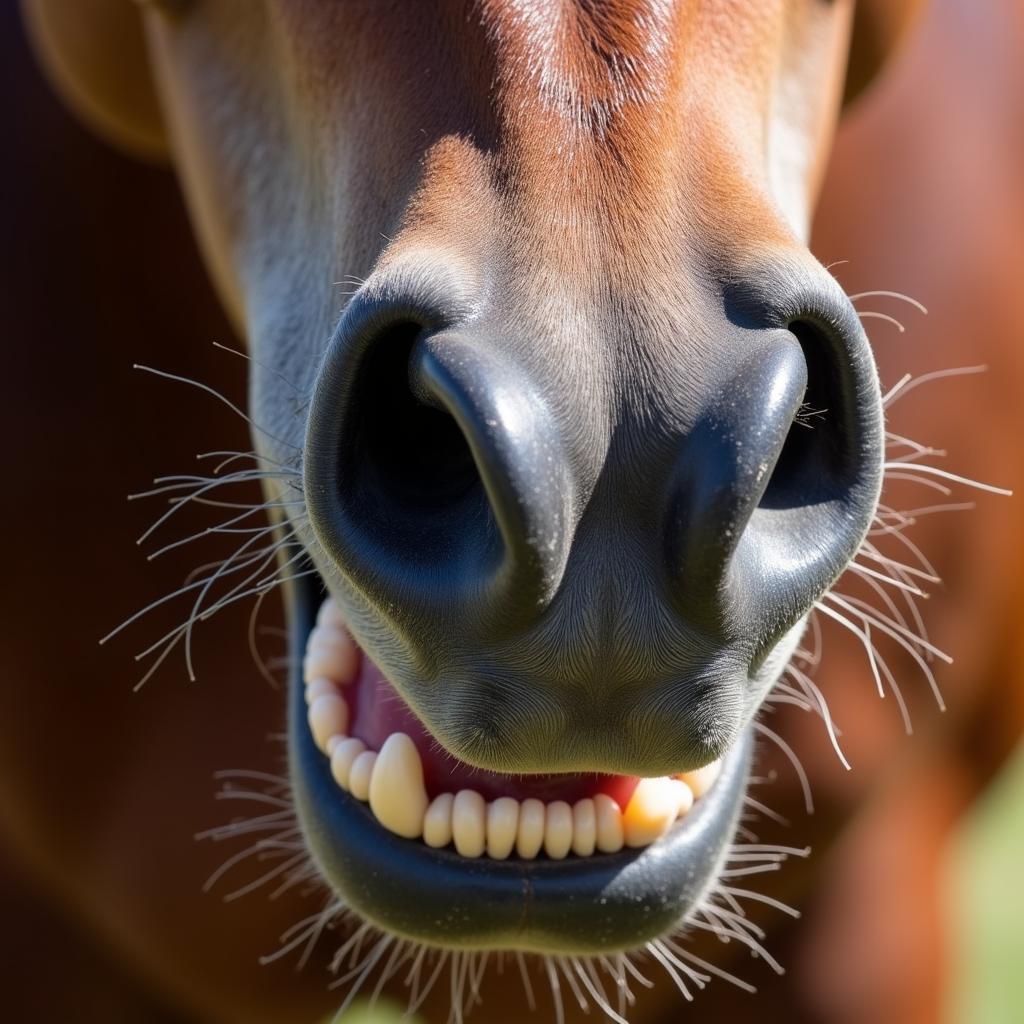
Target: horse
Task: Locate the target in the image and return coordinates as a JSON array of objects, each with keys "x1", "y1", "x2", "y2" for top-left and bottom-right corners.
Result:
[{"x1": 8, "y1": 0, "x2": 1019, "y2": 1021}]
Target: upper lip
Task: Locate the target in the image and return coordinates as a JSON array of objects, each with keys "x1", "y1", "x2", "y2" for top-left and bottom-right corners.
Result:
[{"x1": 288, "y1": 572, "x2": 754, "y2": 953}]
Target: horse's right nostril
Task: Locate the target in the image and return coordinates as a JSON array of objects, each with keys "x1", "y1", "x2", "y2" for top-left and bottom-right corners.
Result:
[{"x1": 304, "y1": 301, "x2": 574, "y2": 630}]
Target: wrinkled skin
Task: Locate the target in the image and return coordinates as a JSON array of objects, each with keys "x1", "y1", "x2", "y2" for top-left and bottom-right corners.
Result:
[{"x1": 6, "y1": 0, "x2": 1023, "y2": 1022}]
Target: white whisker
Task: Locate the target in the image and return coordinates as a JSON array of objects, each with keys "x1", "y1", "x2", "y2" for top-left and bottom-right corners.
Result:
[
  {"x1": 848, "y1": 289, "x2": 928, "y2": 315},
  {"x1": 858, "y1": 310, "x2": 905, "y2": 332}
]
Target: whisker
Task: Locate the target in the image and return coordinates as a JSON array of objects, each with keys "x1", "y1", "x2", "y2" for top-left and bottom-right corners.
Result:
[
  {"x1": 848, "y1": 289, "x2": 928, "y2": 315},
  {"x1": 127, "y1": 533, "x2": 293, "y2": 669},
  {"x1": 719, "y1": 885, "x2": 799, "y2": 918},
  {"x1": 858, "y1": 310, "x2": 905, "y2": 333},
  {"x1": 516, "y1": 952, "x2": 536, "y2": 1011},
  {"x1": 814, "y1": 601, "x2": 912, "y2": 730},
  {"x1": 147, "y1": 517, "x2": 281, "y2": 562},
  {"x1": 134, "y1": 470, "x2": 298, "y2": 544},
  {"x1": 134, "y1": 364, "x2": 301, "y2": 451},
  {"x1": 212, "y1": 340, "x2": 309, "y2": 399},
  {"x1": 645, "y1": 940, "x2": 694, "y2": 1000},
  {"x1": 555, "y1": 956, "x2": 590, "y2": 1011},
  {"x1": 752, "y1": 721, "x2": 813, "y2": 814},
  {"x1": 882, "y1": 461, "x2": 1012, "y2": 497},
  {"x1": 783, "y1": 664, "x2": 850, "y2": 770},
  {"x1": 659, "y1": 940, "x2": 756, "y2": 994},
  {"x1": 544, "y1": 956, "x2": 566, "y2": 1024},
  {"x1": 883, "y1": 364, "x2": 988, "y2": 407},
  {"x1": 825, "y1": 591, "x2": 951, "y2": 664},
  {"x1": 847, "y1": 560, "x2": 926, "y2": 597}
]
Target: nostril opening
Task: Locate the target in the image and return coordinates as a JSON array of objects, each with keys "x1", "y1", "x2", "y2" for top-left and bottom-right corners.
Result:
[
  {"x1": 343, "y1": 324, "x2": 486, "y2": 537},
  {"x1": 307, "y1": 302, "x2": 573, "y2": 618},
  {"x1": 759, "y1": 320, "x2": 853, "y2": 510}
]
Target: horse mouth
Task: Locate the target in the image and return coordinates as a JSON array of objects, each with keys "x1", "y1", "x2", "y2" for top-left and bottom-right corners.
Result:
[{"x1": 287, "y1": 574, "x2": 753, "y2": 954}]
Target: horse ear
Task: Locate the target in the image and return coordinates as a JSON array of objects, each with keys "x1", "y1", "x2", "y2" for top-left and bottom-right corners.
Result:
[
  {"x1": 843, "y1": 0, "x2": 926, "y2": 107},
  {"x1": 21, "y1": 0, "x2": 168, "y2": 161}
]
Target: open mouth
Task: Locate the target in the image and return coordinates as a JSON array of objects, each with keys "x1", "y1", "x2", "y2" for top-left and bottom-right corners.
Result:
[
  {"x1": 279, "y1": 270, "x2": 892, "y2": 957},
  {"x1": 288, "y1": 575, "x2": 754, "y2": 954}
]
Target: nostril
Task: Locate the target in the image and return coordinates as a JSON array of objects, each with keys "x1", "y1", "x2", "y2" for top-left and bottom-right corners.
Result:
[
  {"x1": 665, "y1": 333, "x2": 807, "y2": 602},
  {"x1": 347, "y1": 324, "x2": 483, "y2": 520},
  {"x1": 305, "y1": 296, "x2": 574, "y2": 629},
  {"x1": 759, "y1": 320, "x2": 854, "y2": 511},
  {"x1": 668, "y1": 294, "x2": 884, "y2": 648},
  {"x1": 738, "y1": 305, "x2": 884, "y2": 644},
  {"x1": 307, "y1": 317, "x2": 499, "y2": 619}
]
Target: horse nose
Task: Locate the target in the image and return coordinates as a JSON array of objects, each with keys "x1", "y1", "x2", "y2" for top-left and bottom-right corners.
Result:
[
  {"x1": 666, "y1": 311, "x2": 883, "y2": 643},
  {"x1": 304, "y1": 296, "x2": 574, "y2": 629}
]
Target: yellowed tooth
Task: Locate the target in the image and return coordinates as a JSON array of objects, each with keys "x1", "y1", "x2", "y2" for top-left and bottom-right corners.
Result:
[
  {"x1": 671, "y1": 779, "x2": 695, "y2": 819},
  {"x1": 368, "y1": 733, "x2": 428, "y2": 839},
  {"x1": 348, "y1": 750, "x2": 377, "y2": 801},
  {"x1": 678, "y1": 760, "x2": 721, "y2": 799},
  {"x1": 423, "y1": 793, "x2": 455, "y2": 849},
  {"x1": 452, "y1": 790, "x2": 486, "y2": 857},
  {"x1": 486, "y1": 798, "x2": 520, "y2": 860},
  {"x1": 594, "y1": 794, "x2": 625, "y2": 853},
  {"x1": 571, "y1": 799, "x2": 597, "y2": 857},
  {"x1": 303, "y1": 626, "x2": 359, "y2": 685},
  {"x1": 305, "y1": 676, "x2": 337, "y2": 705},
  {"x1": 544, "y1": 801, "x2": 573, "y2": 860},
  {"x1": 329, "y1": 737, "x2": 366, "y2": 790},
  {"x1": 516, "y1": 799, "x2": 545, "y2": 859},
  {"x1": 623, "y1": 778, "x2": 677, "y2": 848},
  {"x1": 307, "y1": 694, "x2": 349, "y2": 753}
]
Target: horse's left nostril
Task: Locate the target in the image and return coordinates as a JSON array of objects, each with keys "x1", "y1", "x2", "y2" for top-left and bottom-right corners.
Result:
[
  {"x1": 667, "y1": 307, "x2": 884, "y2": 646},
  {"x1": 303, "y1": 291, "x2": 575, "y2": 634},
  {"x1": 666, "y1": 334, "x2": 807, "y2": 600}
]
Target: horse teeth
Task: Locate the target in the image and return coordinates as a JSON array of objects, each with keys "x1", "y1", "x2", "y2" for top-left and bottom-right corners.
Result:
[
  {"x1": 304, "y1": 676, "x2": 338, "y2": 704},
  {"x1": 515, "y1": 798, "x2": 546, "y2": 859},
  {"x1": 307, "y1": 693, "x2": 349, "y2": 753},
  {"x1": 594, "y1": 794, "x2": 625, "y2": 853},
  {"x1": 316, "y1": 597, "x2": 348, "y2": 631},
  {"x1": 677, "y1": 760, "x2": 721, "y2": 798},
  {"x1": 623, "y1": 778, "x2": 678, "y2": 847},
  {"x1": 670, "y1": 779, "x2": 695, "y2": 818},
  {"x1": 347, "y1": 750, "x2": 377, "y2": 801},
  {"x1": 369, "y1": 733, "x2": 429, "y2": 839},
  {"x1": 330, "y1": 737, "x2": 366, "y2": 790},
  {"x1": 302, "y1": 624, "x2": 358, "y2": 685},
  {"x1": 423, "y1": 793, "x2": 455, "y2": 849},
  {"x1": 543, "y1": 800, "x2": 573, "y2": 860},
  {"x1": 305, "y1": 599, "x2": 717, "y2": 860},
  {"x1": 571, "y1": 798, "x2": 597, "y2": 857},
  {"x1": 485, "y1": 797, "x2": 520, "y2": 860},
  {"x1": 452, "y1": 790, "x2": 487, "y2": 857}
]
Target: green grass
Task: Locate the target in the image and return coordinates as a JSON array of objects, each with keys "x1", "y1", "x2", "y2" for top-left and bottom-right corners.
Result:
[
  {"x1": 949, "y1": 740, "x2": 1024, "y2": 1024},
  {"x1": 325, "y1": 998, "x2": 423, "y2": 1023}
]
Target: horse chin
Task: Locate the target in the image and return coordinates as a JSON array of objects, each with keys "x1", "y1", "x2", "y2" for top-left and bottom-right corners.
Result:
[{"x1": 286, "y1": 570, "x2": 762, "y2": 956}]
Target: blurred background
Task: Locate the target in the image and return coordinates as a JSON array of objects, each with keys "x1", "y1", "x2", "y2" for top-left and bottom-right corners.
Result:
[{"x1": 1, "y1": 1, "x2": 1022, "y2": 1022}]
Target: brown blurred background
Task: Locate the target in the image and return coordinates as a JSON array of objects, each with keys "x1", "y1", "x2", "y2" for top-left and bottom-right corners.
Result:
[{"x1": 2, "y1": 1, "x2": 1022, "y2": 1022}]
